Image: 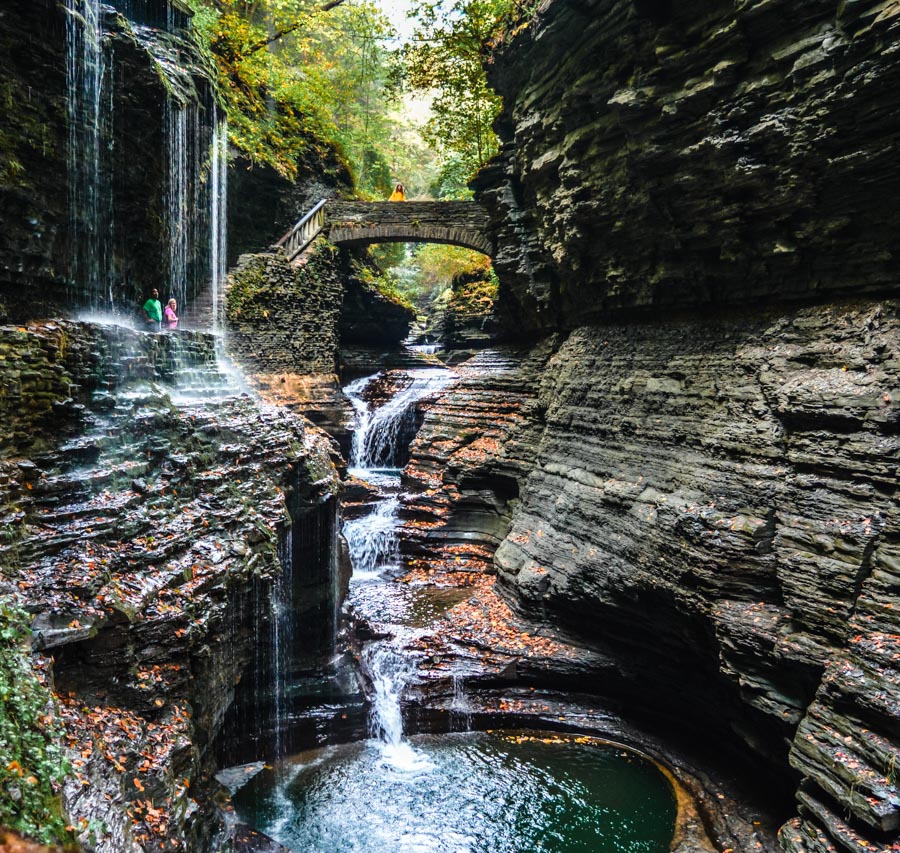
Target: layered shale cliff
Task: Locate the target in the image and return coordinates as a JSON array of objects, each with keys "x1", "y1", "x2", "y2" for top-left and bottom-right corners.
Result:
[
  {"x1": 475, "y1": 0, "x2": 900, "y2": 331},
  {"x1": 400, "y1": 1, "x2": 900, "y2": 850},
  {"x1": 0, "y1": 321, "x2": 339, "y2": 851}
]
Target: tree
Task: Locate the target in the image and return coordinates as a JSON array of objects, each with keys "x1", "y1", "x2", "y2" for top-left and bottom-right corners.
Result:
[
  {"x1": 187, "y1": 0, "x2": 402, "y2": 185},
  {"x1": 399, "y1": 0, "x2": 514, "y2": 178}
]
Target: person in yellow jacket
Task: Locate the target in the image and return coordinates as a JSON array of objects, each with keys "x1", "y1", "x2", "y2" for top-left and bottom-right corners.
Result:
[{"x1": 388, "y1": 182, "x2": 406, "y2": 201}]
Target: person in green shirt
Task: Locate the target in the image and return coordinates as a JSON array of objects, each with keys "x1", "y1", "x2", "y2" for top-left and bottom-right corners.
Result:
[{"x1": 142, "y1": 288, "x2": 162, "y2": 330}]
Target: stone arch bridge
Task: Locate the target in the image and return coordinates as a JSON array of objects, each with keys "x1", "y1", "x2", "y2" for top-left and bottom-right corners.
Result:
[{"x1": 276, "y1": 199, "x2": 493, "y2": 260}]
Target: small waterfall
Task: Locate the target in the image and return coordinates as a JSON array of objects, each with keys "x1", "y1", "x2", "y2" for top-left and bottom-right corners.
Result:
[
  {"x1": 365, "y1": 645, "x2": 432, "y2": 772},
  {"x1": 271, "y1": 527, "x2": 294, "y2": 759},
  {"x1": 210, "y1": 112, "x2": 228, "y2": 334},
  {"x1": 343, "y1": 497, "x2": 400, "y2": 580},
  {"x1": 65, "y1": 0, "x2": 111, "y2": 309},
  {"x1": 341, "y1": 368, "x2": 456, "y2": 773},
  {"x1": 451, "y1": 675, "x2": 473, "y2": 732},
  {"x1": 65, "y1": 1, "x2": 228, "y2": 327},
  {"x1": 345, "y1": 369, "x2": 454, "y2": 470}
]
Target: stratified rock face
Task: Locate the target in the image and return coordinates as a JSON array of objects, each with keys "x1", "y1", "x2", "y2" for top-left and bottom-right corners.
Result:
[
  {"x1": 226, "y1": 246, "x2": 343, "y2": 377},
  {"x1": 442, "y1": 270, "x2": 500, "y2": 355},
  {"x1": 0, "y1": 0, "x2": 219, "y2": 321},
  {"x1": 0, "y1": 321, "x2": 339, "y2": 852},
  {"x1": 339, "y1": 266, "x2": 415, "y2": 346},
  {"x1": 0, "y1": 0, "x2": 68, "y2": 318},
  {"x1": 476, "y1": 0, "x2": 900, "y2": 331},
  {"x1": 404, "y1": 300, "x2": 899, "y2": 852}
]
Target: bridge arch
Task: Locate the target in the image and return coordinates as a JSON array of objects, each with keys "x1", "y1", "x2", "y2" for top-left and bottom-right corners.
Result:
[{"x1": 329, "y1": 200, "x2": 493, "y2": 257}]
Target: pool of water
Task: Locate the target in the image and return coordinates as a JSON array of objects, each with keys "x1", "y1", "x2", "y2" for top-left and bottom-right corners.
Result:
[{"x1": 232, "y1": 730, "x2": 677, "y2": 853}]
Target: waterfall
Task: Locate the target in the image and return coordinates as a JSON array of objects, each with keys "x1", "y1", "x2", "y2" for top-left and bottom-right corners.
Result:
[
  {"x1": 345, "y1": 369, "x2": 455, "y2": 471},
  {"x1": 65, "y1": 1, "x2": 228, "y2": 327},
  {"x1": 365, "y1": 645, "x2": 433, "y2": 772},
  {"x1": 165, "y1": 100, "x2": 189, "y2": 311},
  {"x1": 65, "y1": 0, "x2": 111, "y2": 309},
  {"x1": 451, "y1": 675, "x2": 472, "y2": 732},
  {"x1": 341, "y1": 368, "x2": 456, "y2": 772},
  {"x1": 271, "y1": 526, "x2": 294, "y2": 759},
  {"x1": 210, "y1": 112, "x2": 228, "y2": 335},
  {"x1": 343, "y1": 497, "x2": 400, "y2": 580}
]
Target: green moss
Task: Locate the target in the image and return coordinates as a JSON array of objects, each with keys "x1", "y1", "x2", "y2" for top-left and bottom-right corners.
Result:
[
  {"x1": 352, "y1": 257, "x2": 415, "y2": 312},
  {"x1": 0, "y1": 600, "x2": 75, "y2": 848},
  {"x1": 0, "y1": 79, "x2": 58, "y2": 191}
]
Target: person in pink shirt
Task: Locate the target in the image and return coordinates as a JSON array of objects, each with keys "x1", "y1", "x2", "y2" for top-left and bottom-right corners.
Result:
[{"x1": 164, "y1": 298, "x2": 179, "y2": 330}]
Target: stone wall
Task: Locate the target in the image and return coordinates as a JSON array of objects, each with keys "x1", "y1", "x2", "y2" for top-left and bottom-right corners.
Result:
[
  {"x1": 403, "y1": 298, "x2": 899, "y2": 851},
  {"x1": 226, "y1": 247, "x2": 344, "y2": 377},
  {"x1": 476, "y1": 0, "x2": 900, "y2": 331}
]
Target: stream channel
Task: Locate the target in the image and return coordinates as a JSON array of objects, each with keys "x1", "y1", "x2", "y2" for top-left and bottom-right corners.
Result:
[{"x1": 229, "y1": 364, "x2": 679, "y2": 852}]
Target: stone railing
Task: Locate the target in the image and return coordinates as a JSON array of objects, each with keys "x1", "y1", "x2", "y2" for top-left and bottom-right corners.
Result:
[{"x1": 275, "y1": 198, "x2": 329, "y2": 261}]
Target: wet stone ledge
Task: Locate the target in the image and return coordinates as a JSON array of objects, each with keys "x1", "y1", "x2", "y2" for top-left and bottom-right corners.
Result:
[{"x1": 0, "y1": 320, "x2": 340, "y2": 852}]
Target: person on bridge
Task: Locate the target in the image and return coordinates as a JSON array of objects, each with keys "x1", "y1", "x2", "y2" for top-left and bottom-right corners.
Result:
[
  {"x1": 164, "y1": 298, "x2": 179, "y2": 331},
  {"x1": 388, "y1": 182, "x2": 406, "y2": 201},
  {"x1": 141, "y1": 288, "x2": 162, "y2": 331}
]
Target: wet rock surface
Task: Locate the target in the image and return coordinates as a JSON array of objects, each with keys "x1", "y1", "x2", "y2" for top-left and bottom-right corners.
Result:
[
  {"x1": 398, "y1": 300, "x2": 899, "y2": 852},
  {"x1": 0, "y1": 0, "x2": 219, "y2": 319},
  {"x1": 0, "y1": 321, "x2": 339, "y2": 852}
]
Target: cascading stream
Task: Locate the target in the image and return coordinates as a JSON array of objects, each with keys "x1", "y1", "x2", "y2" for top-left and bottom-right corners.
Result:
[
  {"x1": 346, "y1": 369, "x2": 454, "y2": 472},
  {"x1": 341, "y1": 367, "x2": 455, "y2": 766}
]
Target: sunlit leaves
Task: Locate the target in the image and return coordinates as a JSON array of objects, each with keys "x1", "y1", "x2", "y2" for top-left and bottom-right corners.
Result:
[
  {"x1": 187, "y1": 0, "x2": 398, "y2": 183},
  {"x1": 398, "y1": 0, "x2": 516, "y2": 177}
]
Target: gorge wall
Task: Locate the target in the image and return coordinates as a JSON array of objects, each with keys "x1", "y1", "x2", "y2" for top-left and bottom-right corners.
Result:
[
  {"x1": 475, "y1": 0, "x2": 900, "y2": 332},
  {"x1": 0, "y1": 320, "x2": 340, "y2": 850},
  {"x1": 0, "y1": 0, "x2": 225, "y2": 324},
  {"x1": 403, "y1": 1, "x2": 900, "y2": 850}
]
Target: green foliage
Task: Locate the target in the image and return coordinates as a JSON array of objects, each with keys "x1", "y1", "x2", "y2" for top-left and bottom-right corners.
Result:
[
  {"x1": 355, "y1": 256, "x2": 414, "y2": 310},
  {"x1": 382, "y1": 243, "x2": 491, "y2": 310},
  {"x1": 187, "y1": 0, "x2": 404, "y2": 186},
  {"x1": 397, "y1": 0, "x2": 513, "y2": 179},
  {"x1": 447, "y1": 265, "x2": 498, "y2": 316},
  {"x1": 429, "y1": 153, "x2": 473, "y2": 199},
  {"x1": 0, "y1": 600, "x2": 74, "y2": 847}
]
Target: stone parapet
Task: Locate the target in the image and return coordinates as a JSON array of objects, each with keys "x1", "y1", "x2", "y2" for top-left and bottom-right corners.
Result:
[{"x1": 328, "y1": 201, "x2": 493, "y2": 256}]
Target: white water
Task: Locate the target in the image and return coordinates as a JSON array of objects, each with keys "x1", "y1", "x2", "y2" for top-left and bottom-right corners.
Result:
[
  {"x1": 347, "y1": 369, "x2": 455, "y2": 470},
  {"x1": 271, "y1": 527, "x2": 294, "y2": 759},
  {"x1": 342, "y1": 367, "x2": 455, "y2": 769},
  {"x1": 365, "y1": 645, "x2": 433, "y2": 773},
  {"x1": 409, "y1": 343, "x2": 439, "y2": 355},
  {"x1": 165, "y1": 101, "x2": 189, "y2": 310},
  {"x1": 65, "y1": 0, "x2": 109, "y2": 309},
  {"x1": 210, "y1": 113, "x2": 228, "y2": 334},
  {"x1": 343, "y1": 497, "x2": 400, "y2": 580}
]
